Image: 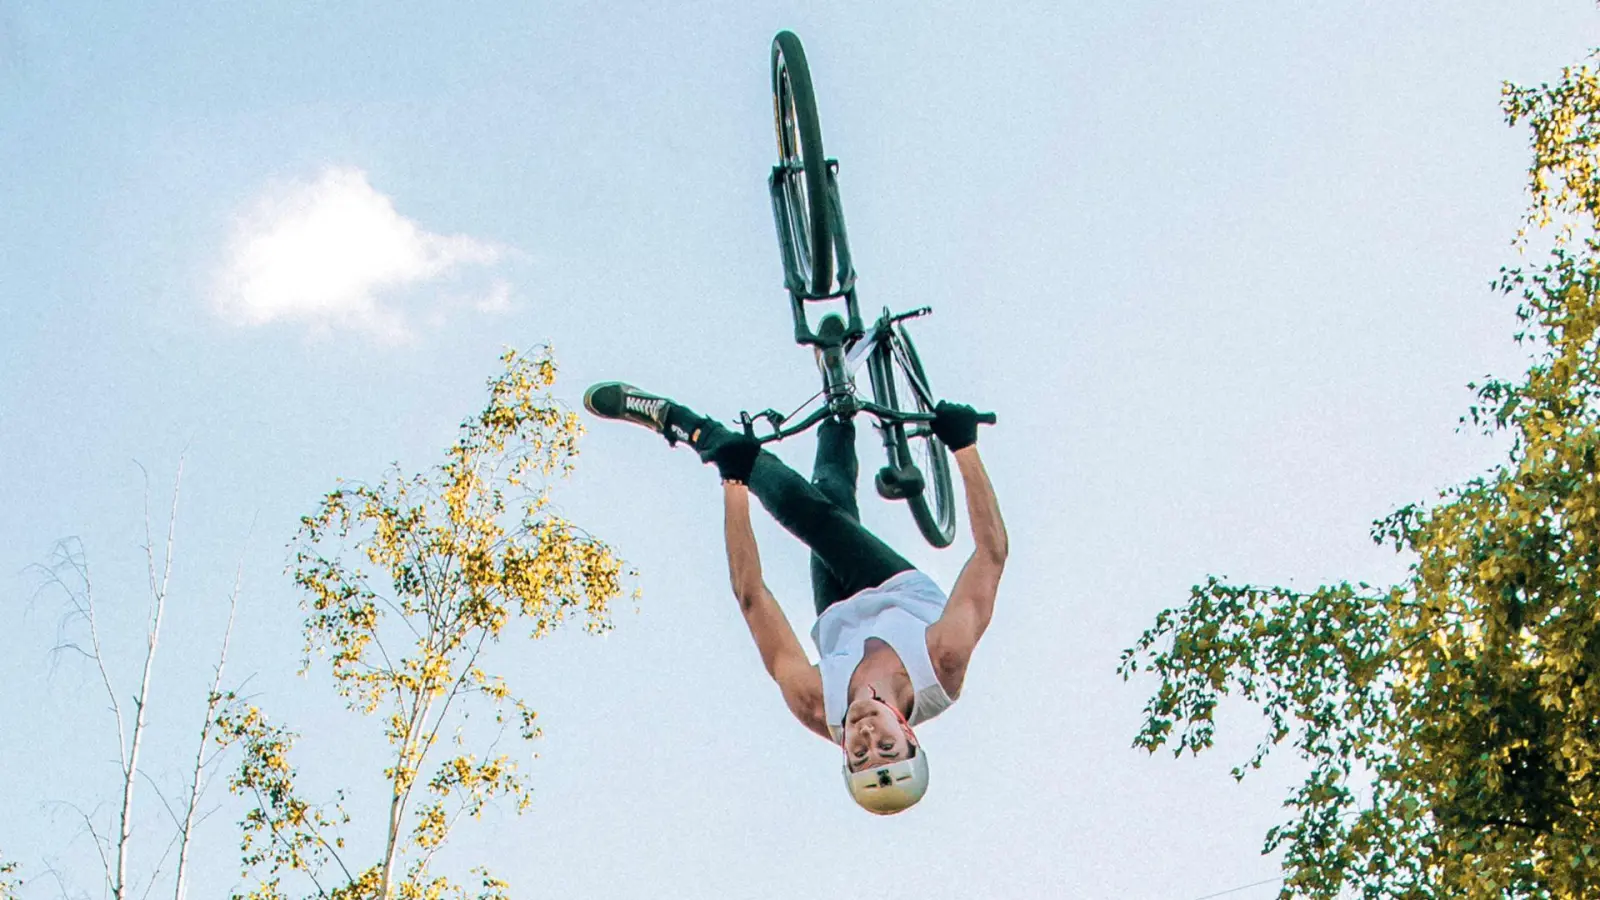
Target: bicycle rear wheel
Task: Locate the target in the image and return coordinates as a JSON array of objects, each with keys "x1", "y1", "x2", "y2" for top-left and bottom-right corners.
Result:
[
  {"x1": 771, "y1": 31, "x2": 834, "y2": 297},
  {"x1": 868, "y1": 324, "x2": 958, "y2": 548}
]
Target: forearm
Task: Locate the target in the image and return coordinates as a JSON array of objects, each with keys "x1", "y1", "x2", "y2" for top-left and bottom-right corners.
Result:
[
  {"x1": 722, "y1": 483, "x2": 766, "y2": 603},
  {"x1": 930, "y1": 445, "x2": 1007, "y2": 657},
  {"x1": 953, "y1": 446, "x2": 1008, "y2": 563},
  {"x1": 723, "y1": 484, "x2": 803, "y2": 680}
]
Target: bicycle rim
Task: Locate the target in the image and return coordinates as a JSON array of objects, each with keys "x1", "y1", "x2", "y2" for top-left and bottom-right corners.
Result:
[
  {"x1": 771, "y1": 31, "x2": 834, "y2": 296},
  {"x1": 880, "y1": 326, "x2": 957, "y2": 547}
]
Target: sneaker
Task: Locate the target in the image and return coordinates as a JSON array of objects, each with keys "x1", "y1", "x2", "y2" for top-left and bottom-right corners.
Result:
[{"x1": 583, "y1": 382, "x2": 698, "y2": 445}]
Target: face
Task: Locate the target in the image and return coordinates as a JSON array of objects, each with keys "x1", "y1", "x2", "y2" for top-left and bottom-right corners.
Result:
[{"x1": 842, "y1": 695, "x2": 917, "y2": 773}]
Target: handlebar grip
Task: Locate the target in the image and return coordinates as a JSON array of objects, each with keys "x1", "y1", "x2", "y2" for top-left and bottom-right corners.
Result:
[{"x1": 977, "y1": 412, "x2": 997, "y2": 425}]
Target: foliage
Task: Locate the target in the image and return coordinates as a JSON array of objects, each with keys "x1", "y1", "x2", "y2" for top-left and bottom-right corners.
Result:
[
  {"x1": 0, "y1": 856, "x2": 19, "y2": 900},
  {"x1": 221, "y1": 348, "x2": 630, "y2": 900},
  {"x1": 1118, "y1": 59, "x2": 1600, "y2": 899}
]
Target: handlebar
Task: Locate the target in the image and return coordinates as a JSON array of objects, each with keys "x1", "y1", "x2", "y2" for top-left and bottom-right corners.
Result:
[{"x1": 739, "y1": 403, "x2": 996, "y2": 445}]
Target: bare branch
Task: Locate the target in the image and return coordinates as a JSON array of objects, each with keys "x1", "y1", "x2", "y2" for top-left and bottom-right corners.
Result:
[
  {"x1": 42, "y1": 541, "x2": 132, "y2": 779},
  {"x1": 134, "y1": 770, "x2": 180, "y2": 830},
  {"x1": 111, "y1": 458, "x2": 183, "y2": 900},
  {"x1": 132, "y1": 823, "x2": 181, "y2": 900},
  {"x1": 172, "y1": 519, "x2": 246, "y2": 900},
  {"x1": 35, "y1": 857, "x2": 87, "y2": 900},
  {"x1": 43, "y1": 799, "x2": 115, "y2": 895}
]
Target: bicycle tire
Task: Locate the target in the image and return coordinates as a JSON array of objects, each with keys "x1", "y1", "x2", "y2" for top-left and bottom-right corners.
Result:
[
  {"x1": 771, "y1": 31, "x2": 834, "y2": 297},
  {"x1": 869, "y1": 324, "x2": 958, "y2": 547}
]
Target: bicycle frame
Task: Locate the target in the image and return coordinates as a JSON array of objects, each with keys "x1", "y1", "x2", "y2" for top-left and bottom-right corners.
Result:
[
  {"x1": 759, "y1": 138, "x2": 951, "y2": 450},
  {"x1": 755, "y1": 30, "x2": 991, "y2": 547},
  {"x1": 737, "y1": 306, "x2": 939, "y2": 448}
]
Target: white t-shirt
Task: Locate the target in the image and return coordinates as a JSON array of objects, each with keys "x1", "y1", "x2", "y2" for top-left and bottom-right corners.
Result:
[{"x1": 810, "y1": 569, "x2": 958, "y2": 743}]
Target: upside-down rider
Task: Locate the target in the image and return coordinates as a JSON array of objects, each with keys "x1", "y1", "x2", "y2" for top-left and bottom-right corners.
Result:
[{"x1": 583, "y1": 348, "x2": 1007, "y2": 815}]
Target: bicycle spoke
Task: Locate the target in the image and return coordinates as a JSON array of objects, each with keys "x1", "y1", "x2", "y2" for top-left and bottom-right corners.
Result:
[{"x1": 890, "y1": 340, "x2": 936, "y2": 409}]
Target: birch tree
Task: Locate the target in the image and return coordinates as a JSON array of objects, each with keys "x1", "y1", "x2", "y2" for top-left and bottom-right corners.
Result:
[
  {"x1": 25, "y1": 464, "x2": 243, "y2": 900},
  {"x1": 220, "y1": 347, "x2": 629, "y2": 900}
]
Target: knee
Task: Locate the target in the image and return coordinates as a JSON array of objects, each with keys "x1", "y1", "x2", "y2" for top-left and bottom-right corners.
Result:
[{"x1": 812, "y1": 472, "x2": 849, "y2": 507}]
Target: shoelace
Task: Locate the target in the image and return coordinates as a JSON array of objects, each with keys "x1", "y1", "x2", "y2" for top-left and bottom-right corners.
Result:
[{"x1": 625, "y1": 394, "x2": 666, "y2": 424}]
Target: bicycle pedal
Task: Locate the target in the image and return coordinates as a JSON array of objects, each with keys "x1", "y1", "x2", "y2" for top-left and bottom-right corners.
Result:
[{"x1": 874, "y1": 465, "x2": 926, "y2": 501}]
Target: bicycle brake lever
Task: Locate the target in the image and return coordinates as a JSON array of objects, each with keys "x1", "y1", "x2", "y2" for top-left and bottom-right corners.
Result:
[
  {"x1": 889, "y1": 306, "x2": 933, "y2": 323},
  {"x1": 737, "y1": 409, "x2": 789, "y2": 440}
]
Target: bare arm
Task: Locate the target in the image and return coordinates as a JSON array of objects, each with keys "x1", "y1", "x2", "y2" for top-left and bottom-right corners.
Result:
[
  {"x1": 723, "y1": 483, "x2": 830, "y2": 740},
  {"x1": 927, "y1": 445, "x2": 1008, "y2": 693}
]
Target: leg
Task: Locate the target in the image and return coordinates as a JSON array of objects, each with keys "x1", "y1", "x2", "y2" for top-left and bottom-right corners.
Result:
[
  {"x1": 579, "y1": 383, "x2": 914, "y2": 611},
  {"x1": 693, "y1": 417, "x2": 912, "y2": 613},
  {"x1": 808, "y1": 417, "x2": 860, "y2": 614},
  {"x1": 810, "y1": 415, "x2": 860, "y2": 518}
]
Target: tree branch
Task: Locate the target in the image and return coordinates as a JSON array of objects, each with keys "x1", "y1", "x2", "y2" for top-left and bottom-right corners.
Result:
[{"x1": 173, "y1": 521, "x2": 246, "y2": 900}]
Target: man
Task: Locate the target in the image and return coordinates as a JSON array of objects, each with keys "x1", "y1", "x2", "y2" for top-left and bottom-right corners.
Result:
[{"x1": 584, "y1": 378, "x2": 1006, "y2": 815}]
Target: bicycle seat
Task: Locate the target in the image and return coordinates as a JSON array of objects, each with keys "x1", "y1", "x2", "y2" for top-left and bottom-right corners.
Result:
[{"x1": 816, "y1": 313, "x2": 847, "y2": 348}]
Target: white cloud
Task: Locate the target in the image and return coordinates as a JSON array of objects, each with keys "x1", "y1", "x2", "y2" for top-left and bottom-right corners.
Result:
[
  {"x1": 473, "y1": 279, "x2": 513, "y2": 314},
  {"x1": 213, "y1": 166, "x2": 506, "y2": 341}
]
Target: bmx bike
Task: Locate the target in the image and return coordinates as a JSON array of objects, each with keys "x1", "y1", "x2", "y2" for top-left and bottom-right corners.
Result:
[{"x1": 738, "y1": 30, "x2": 993, "y2": 549}]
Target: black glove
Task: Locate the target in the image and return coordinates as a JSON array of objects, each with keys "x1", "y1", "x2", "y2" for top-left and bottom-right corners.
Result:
[
  {"x1": 707, "y1": 434, "x2": 761, "y2": 483},
  {"x1": 931, "y1": 401, "x2": 979, "y2": 450}
]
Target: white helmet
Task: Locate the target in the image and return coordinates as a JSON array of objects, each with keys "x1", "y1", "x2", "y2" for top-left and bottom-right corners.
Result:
[{"x1": 843, "y1": 750, "x2": 929, "y2": 815}]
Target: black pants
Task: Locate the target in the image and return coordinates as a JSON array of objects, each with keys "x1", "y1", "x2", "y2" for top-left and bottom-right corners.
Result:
[{"x1": 696, "y1": 416, "x2": 914, "y2": 615}]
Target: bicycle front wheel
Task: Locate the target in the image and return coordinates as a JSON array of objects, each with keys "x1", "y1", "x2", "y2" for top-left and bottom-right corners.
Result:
[
  {"x1": 869, "y1": 324, "x2": 958, "y2": 548},
  {"x1": 771, "y1": 31, "x2": 834, "y2": 297}
]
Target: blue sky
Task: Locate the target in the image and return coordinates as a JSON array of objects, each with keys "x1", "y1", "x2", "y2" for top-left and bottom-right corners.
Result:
[{"x1": 3, "y1": 2, "x2": 1599, "y2": 898}]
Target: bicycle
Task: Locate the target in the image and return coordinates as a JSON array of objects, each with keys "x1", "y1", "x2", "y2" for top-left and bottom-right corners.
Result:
[{"x1": 738, "y1": 30, "x2": 994, "y2": 549}]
